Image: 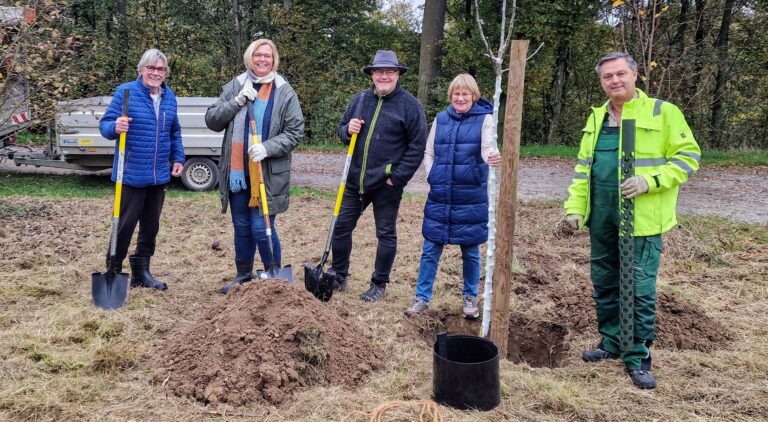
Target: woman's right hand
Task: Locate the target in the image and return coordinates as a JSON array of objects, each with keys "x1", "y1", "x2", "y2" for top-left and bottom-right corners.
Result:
[
  {"x1": 347, "y1": 118, "x2": 365, "y2": 135},
  {"x1": 115, "y1": 116, "x2": 132, "y2": 134}
]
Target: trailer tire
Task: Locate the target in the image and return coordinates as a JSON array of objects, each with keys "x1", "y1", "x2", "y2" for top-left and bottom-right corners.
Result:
[{"x1": 181, "y1": 157, "x2": 218, "y2": 191}]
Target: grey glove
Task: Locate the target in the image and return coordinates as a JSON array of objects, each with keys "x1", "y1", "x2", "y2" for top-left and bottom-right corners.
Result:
[
  {"x1": 621, "y1": 176, "x2": 649, "y2": 199},
  {"x1": 235, "y1": 80, "x2": 257, "y2": 107},
  {"x1": 565, "y1": 214, "x2": 583, "y2": 230}
]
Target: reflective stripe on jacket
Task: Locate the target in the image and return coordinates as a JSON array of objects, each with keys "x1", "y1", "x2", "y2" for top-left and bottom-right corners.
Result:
[{"x1": 564, "y1": 89, "x2": 701, "y2": 236}]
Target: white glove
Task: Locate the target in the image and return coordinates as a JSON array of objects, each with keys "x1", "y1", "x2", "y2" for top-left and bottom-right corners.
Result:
[
  {"x1": 565, "y1": 214, "x2": 583, "y2": 230},
  {"x1": 621, "y1": 176, "x2": 649, "y2": 199},
  {"x1": 235, "y1": 80, "x2": 257, "y2": 106},
  {"x1": 248, "y1": 143, "x2": 267, "y2": 163}
]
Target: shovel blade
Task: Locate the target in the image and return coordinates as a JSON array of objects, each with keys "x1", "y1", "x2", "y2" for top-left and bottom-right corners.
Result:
[
  {"x1": 303, "y1": 262, "x2": 334, "y2": 302},
  {"x1": 91, "y1": 271, "x2": 129, "y2": 310},
  {"x1": 256, "y1": 264, "x2": 294, "y2": 283}
]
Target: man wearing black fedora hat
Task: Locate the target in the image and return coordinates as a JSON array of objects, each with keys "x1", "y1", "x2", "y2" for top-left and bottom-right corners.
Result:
[{"x1": 330, "y1": 49, "x2": 427, "y2": 303}]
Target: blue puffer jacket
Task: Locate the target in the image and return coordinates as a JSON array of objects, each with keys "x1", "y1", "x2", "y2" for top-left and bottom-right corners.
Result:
[
  {"x1": 99, "y1": 77, "x2": 185, "y2": 187},
  {"x1": 422, "y1": 99, "x2": 493, "y2": 245}
]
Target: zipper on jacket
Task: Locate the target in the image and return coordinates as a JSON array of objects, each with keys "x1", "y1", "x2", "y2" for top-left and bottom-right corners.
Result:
[{"x1": 359, "y1": 96, "x2": 384, "y2": 194}]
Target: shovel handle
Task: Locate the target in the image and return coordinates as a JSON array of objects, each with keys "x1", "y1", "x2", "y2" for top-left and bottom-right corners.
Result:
[
  {"x1": 108, "y1": 89, "x2": 130, "y2": 259},
  {"x1": 333, "y1": 133, "x2": 357, "y2": 216}
]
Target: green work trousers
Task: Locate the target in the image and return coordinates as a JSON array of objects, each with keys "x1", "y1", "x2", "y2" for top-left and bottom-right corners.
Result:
[{"x1": 589, "y1": 123, "x2": 662, "y2": 370}]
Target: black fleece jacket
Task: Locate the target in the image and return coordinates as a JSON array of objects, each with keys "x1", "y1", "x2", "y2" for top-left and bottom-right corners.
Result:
[{"x1": 336, "y1": 85, "x2": 427, "y2": 193}]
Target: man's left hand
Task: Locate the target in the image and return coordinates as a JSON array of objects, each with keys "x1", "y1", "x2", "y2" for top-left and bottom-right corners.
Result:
[
  {"x1": 621, "y1": 176, "x2": 649, "y2": 198},
  {"x1": 171, "y1": 162, "x2": 184, "y2": 177}
]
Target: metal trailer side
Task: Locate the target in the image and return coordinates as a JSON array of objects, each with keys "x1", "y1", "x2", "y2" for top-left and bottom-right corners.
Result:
[{"x1": 12, "y1": 96, "x2": 223, "y2": 191}]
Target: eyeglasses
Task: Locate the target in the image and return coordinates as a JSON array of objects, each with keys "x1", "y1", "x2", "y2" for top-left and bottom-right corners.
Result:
[
  {"x1": 252, "y1": 53, "x2": 273, "y2": 59},
  {"x1": 372, "y1": 69, "x2": 399, "y2": 76},
  {"x1": 144, "y1": 65, "x2": 166, "y2": 74}
]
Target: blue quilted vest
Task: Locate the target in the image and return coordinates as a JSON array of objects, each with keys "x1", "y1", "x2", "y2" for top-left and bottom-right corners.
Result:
[{"x1": 422, "y1": 98, "x2": 493, "y2": 245}]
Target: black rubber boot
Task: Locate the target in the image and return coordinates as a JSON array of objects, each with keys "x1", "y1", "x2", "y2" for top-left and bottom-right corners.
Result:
[
  {"x1": 219, "y1": 259, "x2": 254, "y2": 294},
  {"x1": 129, "y1": 255, "x2": 167, "y2": 290}
]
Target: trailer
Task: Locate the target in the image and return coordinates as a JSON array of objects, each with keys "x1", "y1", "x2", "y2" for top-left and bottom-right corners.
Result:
[{"x1": 8, "y1": 96, "x2": 223, "y2": 191}]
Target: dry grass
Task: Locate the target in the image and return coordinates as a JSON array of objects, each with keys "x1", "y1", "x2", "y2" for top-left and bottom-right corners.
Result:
[{"x1": 0, "y1": 192, "x2": 767, "y2": 421}]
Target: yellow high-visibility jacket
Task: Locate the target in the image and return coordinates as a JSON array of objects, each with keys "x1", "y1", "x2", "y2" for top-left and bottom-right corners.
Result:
[{"x1": 564, "y1": 89, "x2": 701, "y2": 236}]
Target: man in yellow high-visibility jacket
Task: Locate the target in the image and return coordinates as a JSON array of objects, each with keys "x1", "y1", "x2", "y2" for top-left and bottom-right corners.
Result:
[{"x1": 564, "y1": 52, "x2": 701, "y2": 389}]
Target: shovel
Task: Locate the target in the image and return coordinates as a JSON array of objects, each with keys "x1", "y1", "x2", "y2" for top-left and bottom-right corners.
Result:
[
  {"x1": 304, "y1": 130, "x2": 359, "y2": 301},
  {"x1": 92, "y1": 89, "x2": 131, "y2": 310},
  {"x1": 246, "y1": 102, "x2": 293, "y2": 282}
]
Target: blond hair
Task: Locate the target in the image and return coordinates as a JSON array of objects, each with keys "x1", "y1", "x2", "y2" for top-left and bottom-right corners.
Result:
[
  {"x1": 243, "y1": 39, "x2": 279, "y2": 72},
  {"x1": 447, "y1": 74, "x2": 481, "y2": 103}
]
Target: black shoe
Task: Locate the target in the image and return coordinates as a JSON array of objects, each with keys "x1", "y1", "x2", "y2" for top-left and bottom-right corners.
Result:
[
  {"x1": 360, "y1": 283, "x2": 386, "y2": 302},
  {"x1": 628, "y1": 369, "x2": 657, "y2": 389},
  {"x1": 129, "y1": 256, "x2": 167, "y2": 290},
  {"x1": 333, "y1": 276, "x2": 348, "y2": 292},
  {"x1": 219, "y1": 259, "x2": 254, "y2": 294},
  {"x1": 582, "y1": 348, "x2": 620, "y2": 362}
]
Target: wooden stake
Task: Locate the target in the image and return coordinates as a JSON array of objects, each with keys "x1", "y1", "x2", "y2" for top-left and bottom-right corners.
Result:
[{"x1": 488, "y1": 40, "x2": 528, "y2": 357}]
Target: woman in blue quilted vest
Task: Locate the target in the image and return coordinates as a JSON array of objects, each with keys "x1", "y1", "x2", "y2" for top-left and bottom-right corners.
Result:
[
  {"x1": 404, "y1": 74, "x2": 500, "y2": 318},
  {"x1": 99, "y1": 48, "x2": 185, "y2": 291}
]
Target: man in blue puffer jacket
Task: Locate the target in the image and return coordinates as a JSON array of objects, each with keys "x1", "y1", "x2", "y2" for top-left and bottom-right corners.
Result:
[{"x1": 99, "y1": 48, "x2": 185, "y2": 291}]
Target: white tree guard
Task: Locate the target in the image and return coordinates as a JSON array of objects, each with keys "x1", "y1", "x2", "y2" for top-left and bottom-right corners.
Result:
[{"x1": 481, "y1": 74, "x2": 503, "y2": 338}]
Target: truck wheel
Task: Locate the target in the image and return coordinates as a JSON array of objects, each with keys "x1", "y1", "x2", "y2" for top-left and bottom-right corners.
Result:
[{"x1": 181, "y1": 157, "x2": 218, "y2": 191}]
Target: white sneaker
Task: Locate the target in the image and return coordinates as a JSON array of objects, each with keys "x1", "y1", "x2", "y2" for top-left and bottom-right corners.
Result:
[
  {"x1": 404, "y1": 299, "x2": 429, "y2": 316},
  {"x1": 463, "y1": 295, "x2": 479, "y2": 319}
]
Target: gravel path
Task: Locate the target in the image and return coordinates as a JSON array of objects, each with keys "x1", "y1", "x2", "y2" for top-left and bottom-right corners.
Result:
[{"x1": 291, "y1": 152, "x2": 768, "y2": 225}]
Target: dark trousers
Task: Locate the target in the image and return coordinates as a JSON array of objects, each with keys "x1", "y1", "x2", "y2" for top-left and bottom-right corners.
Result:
[
  {"x1": 331, "y1": 184, "x2": 403, "y2": 285},
  {"x1": 110, "y1": 184, "x2": 166, "y2": 263}
]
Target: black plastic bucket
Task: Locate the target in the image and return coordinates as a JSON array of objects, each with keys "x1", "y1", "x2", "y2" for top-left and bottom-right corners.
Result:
[{"x1": 433, "y1": 333, "x2": 501, "y2": 411}]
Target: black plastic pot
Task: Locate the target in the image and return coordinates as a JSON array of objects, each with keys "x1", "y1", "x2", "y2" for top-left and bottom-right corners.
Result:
[{"x1": 433, "y1": 333, "x2": 501, "y2": 411}]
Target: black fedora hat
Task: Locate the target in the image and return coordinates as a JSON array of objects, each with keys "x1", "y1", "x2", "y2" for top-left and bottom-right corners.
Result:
[{"x1": 362, "y1": 50, "x2": 408, "y2": 75}]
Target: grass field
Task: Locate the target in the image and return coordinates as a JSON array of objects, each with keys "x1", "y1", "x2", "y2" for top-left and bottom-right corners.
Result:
[{"x1": 0, "y1": 171, "x2": 766, "y2": 421}]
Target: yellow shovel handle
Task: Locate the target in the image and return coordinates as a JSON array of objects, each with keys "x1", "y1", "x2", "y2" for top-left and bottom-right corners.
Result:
[{"x1": 333, "y1": 133, "x2": 357, "y2": 216}]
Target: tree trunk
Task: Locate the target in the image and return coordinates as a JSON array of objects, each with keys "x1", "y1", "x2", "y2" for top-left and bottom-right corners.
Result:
[
  {"x1": 117, "y1": 0, "x2": 127, "y2": 79},
  {"x1": 545, "y1": 44, "x2": 569, "y2": 145},
  {"x1": 417, "y1": 0, "x2": 447, "y2": 105},
  {"x1": 488, "y1": 40, "x2": 528, "y2": 358},
  {"x1": 233, "y1": 0, "x2": 242, "y2": 62},
  {"x1": 710, "y1": 0, "x2": 735, "y2": 149}
]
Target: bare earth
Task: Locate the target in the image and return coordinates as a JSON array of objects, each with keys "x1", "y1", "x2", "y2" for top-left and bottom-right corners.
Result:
[{"x1": 2, "y1": 151, "x2": 767, "y2": 224}]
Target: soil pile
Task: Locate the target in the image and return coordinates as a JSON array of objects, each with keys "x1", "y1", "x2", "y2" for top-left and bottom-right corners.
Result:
[
  {"x1": 153, "y1": 281, "x2": 383, "y2": 406},
  {"x1": 512, "y1": 245, "x2": 733, "y2": 352}
]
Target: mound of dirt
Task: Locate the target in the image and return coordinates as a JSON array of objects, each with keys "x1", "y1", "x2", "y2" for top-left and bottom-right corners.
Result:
[
  {"x1": 153, "y1": 281, "x2": 383, "y2": 406},
  {"x1": 513, "y1": 269, "x2": 733, "y2": 352},
  {"x1": 411, "y1": 310, "x2": 571, "y2": 368}
]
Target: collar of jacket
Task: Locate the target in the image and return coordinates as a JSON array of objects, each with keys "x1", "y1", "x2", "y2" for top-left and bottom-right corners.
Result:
[
  {"x1": 135, "y1": 75, "x2": 167, "y2": 96},
  {"x1": 370, "y1": 84, "x2": 402, "y2": 99},
  {"x1": 599, "y1": 88, "x2": 648, "y2": 111},
  {"x1": 446, "y1": 97, "x2": 493, "y2": 120},
  {"x1": 235, "y1": 71, "x2": 287, "y2": 89}
]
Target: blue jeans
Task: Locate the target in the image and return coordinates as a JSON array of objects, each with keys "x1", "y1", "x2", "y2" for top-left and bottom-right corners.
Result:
[
  {"x1": 229, "y1": 189, "x2": 281, "y2": 270},
  {"x1": 414, "y1": 239, "x2": 480, "y2": 303}
]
